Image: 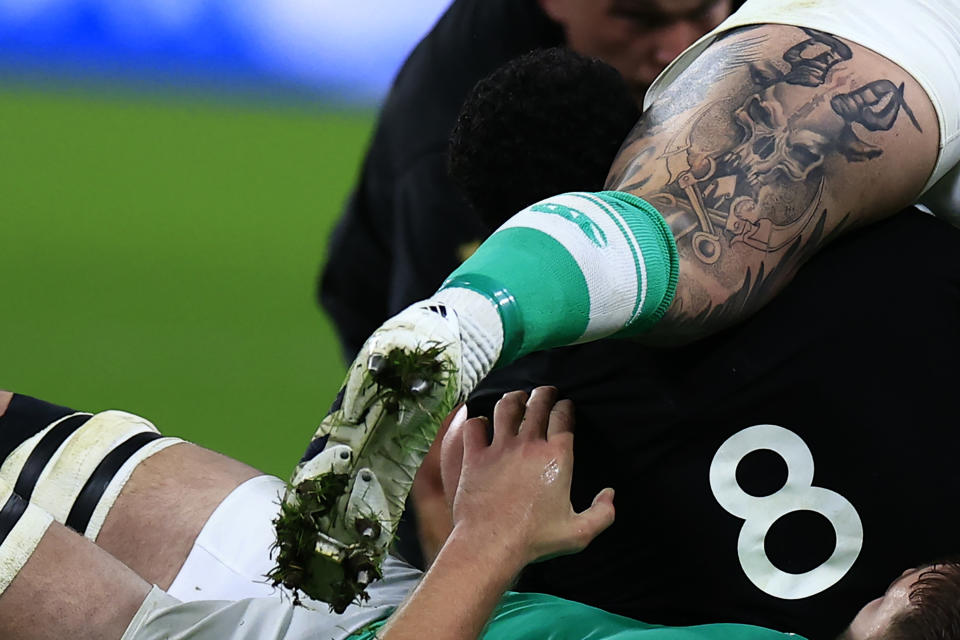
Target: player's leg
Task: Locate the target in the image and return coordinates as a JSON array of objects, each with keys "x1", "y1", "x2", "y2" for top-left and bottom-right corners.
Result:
[
  {"x1": 0, "y1": 482, "x2": 406, "y2": 640},
  {"x1": 0, "y1": 393, "x2": 186, "y2": 546},
  {"x1": 423, "y1": 19, "x2": 945, "y2": 362},
  {"x1": 0, "y1": 477, "x2": 150, "y2": 640},
  {"x1": 351, "y1": 11, "x2": 948, "y2": 381},
  {"x1": 0, "y1": 392, "x2": 427, "y2": 640},
  {"x1": 351, "y1": 8, "x2": 950, "y2": 395},
  {"x1": 0, "y1": 393, "x2": 269, "y2": 596},
  {"x1": 280, "y1": 187, "x2": 682, "y2": 607},
  {"x1": 95, "y1": 441, "x2": 265, "y2": 593},
  {"x1": 280, "y1": 5, "x2": 956, "y2": 608}
]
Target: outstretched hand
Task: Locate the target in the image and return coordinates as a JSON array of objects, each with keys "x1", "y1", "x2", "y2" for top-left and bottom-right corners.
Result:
[{"x1": 446, "y1": 387, "x2": 615, "y2": 568}]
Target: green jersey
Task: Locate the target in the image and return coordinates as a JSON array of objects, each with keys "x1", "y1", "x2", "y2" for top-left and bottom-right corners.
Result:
[{"x1": 349, "y1": 592, "x2": 804, "y2": 640}]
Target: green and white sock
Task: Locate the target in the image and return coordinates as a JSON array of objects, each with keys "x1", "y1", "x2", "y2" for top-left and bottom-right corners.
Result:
[{"x1": 435, "y1": 191, "x2": 678, "y2": 371}]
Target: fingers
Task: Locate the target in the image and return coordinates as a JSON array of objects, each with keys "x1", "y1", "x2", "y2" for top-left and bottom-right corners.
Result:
[
  {"x1": 441, "y1": 403, "x2": 467, "y2": 433},
  {"x1": 519, "y1": 387, "x2": 558, "y2": 441},
  {"x1": 460, "y1": 416, "x2": 490, "y2": 456},
  {"x1": 492, "y1": 387, "x2": 571, "y2": 446},
  {"x1": 439, "y1": 405, "x2": 470, "y2": 501},
  {"x1": 573, "y1": 488, "x2": 616, "y2": 547},
  {"x1": 440, "y1": 404, "x2": 469, "y2": 457},
  {"x1": 546, "y1": 399, "x2": 575, "y2": 440},
  {"x1": 492, "y1": 390, "x2": 526, "y2": 446},
  {"x1": 529, "y1": 488, "x2": 615, "y2": 563}
]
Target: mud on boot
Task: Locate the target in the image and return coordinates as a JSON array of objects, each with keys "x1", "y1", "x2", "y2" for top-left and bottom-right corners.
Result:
[{"x1": 269, "y1": 304, "x2": 464, "y2": 611}]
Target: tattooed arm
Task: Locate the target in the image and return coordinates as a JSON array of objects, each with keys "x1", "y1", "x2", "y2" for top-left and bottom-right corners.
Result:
[{"x1": 607, "y1": 25, "x2": 939, "y2": 341}]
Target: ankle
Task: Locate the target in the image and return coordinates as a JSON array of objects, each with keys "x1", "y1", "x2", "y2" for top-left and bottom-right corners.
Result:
[{"x1": 429, "y1": 290, "x2": 503, "y2": 398}]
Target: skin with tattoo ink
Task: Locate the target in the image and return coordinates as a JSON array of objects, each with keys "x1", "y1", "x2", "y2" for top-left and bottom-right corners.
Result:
[{"x1": 606, "y1": 25, "x2": 938, "y2": 341}]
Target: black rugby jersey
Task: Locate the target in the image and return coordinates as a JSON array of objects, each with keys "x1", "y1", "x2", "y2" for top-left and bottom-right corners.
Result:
[
  {"x1": 469, "y1": 208, "x2": 960, "y2": 639},
  {"x1": 319, "y1": 0, "x2": 563, "y2": 361}
]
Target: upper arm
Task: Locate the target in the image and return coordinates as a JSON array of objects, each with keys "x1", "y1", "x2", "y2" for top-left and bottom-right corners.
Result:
[{"x1": 606, "y1": 24, "x2": 939, "y2": 338}]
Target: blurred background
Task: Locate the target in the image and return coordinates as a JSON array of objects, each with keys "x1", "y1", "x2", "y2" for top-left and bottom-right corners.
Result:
[{"x1": 0, "y1": 0, "x2": 452, "y2": 476}]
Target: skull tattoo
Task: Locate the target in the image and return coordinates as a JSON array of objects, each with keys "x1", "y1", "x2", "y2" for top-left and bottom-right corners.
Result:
[{"x1": 727, "y1": 88, "x2": 830, "y2": 186}]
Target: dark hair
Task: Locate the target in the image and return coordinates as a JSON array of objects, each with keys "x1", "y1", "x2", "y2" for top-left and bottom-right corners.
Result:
[
  {"x1": 886, "y1": 560, "x2": 960, "y2": 640},
  {"x1": 448, "y1": 47, "x2": 640, "y2": 231}
]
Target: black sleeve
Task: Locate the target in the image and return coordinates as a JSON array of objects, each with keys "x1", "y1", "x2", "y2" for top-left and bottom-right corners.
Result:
[
  {"x1": 387, "y1": 152, "x2": 488, "y2": 315},
  {"x1": 470, "y1": 208, "x2": 960, "y2": 640},
  {"x1": 0, "y1": 394, "x2": 77, "y2": 464},
  {"x1": 319, "y1": 152, "x2": 488, "y2": 361},
  {"x1": 319, "y1": 186, "x2": 392, "y2": 362}
]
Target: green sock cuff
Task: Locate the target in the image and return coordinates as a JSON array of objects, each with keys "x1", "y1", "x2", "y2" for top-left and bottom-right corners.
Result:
[
  {"x1": 594, "y1": 190, "x2": 679, "y2": 336},
  {"x1": 440, "y1": 191, "x2": 678, "y2": 367}
]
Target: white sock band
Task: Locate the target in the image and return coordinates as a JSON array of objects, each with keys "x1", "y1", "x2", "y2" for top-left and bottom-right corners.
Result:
[
  {"x1": 431, "y1": 288, "x2": 503, "y2": 399},
  {"x1": 0, "y1": 481, "x2": 53, "y2": 595},
  {"x1": 0, "y1": 411, "x2": 181, "y2": 540}
]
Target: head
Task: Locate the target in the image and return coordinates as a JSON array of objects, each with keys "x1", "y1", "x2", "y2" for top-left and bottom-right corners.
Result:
[
  {"x1": 839, "y1": 560, "x2": 960, "y2": 640},
  {"x1": 449, "y1": 47, "x2": 641, "y2": 231},
  {"x1": 537, "y1": 0, "x2": 734, "y2": 100}
]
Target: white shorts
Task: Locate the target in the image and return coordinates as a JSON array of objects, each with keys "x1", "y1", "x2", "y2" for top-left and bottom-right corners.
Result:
[
  {"x1": 166, "y1": 475, "x2": 284, "y2": 601},
  {"x1": 121, "y1": 585, "x2": 403, "y2": 640},
  {"x1": 123, "y1": 475, "x2": 421, "y2": 640},
  {"x1": 644, "y1": 0, "x2": 960, "y2": 220}
]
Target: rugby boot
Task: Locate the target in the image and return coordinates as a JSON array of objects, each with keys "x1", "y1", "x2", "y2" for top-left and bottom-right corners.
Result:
[{"x1": 271, "y1": 301, "x2": 490, "y2": 612}]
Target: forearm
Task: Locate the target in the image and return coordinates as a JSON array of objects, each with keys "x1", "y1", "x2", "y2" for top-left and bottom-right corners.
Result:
[
  {"x1": 379, "y1": 528, "x2": 521, "y2": 640},
  {"x1": 607, "y1": 24, "x2": 938, "y2": 341}
]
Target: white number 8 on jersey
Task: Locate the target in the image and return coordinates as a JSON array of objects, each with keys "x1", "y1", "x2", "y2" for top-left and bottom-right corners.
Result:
[{"x1": 709, "y1": 424, "x2": 863, "y2": 600}]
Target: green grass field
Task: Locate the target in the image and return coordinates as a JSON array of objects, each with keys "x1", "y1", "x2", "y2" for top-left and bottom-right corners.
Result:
[{"x1": 0, "y1": 88, "x2": 375, "y2": 477}]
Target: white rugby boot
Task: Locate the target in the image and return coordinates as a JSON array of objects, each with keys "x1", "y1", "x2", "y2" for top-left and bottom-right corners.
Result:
[{"x1": 271, "y1": 299, "x2": 500, "y2": 611}]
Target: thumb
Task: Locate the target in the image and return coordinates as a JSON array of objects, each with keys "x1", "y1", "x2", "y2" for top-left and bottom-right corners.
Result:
[{"x1": 573, "y1": 488, "x2": 616, "y2": 546}]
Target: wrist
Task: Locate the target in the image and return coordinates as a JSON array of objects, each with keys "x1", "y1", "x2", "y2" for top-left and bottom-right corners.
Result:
[
  {"x1": 442, "y1": 524, "x2": 528, "y2": 585},
  {"x1": 379, "y1": 522, "x2": 524, "y2": 640}
]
